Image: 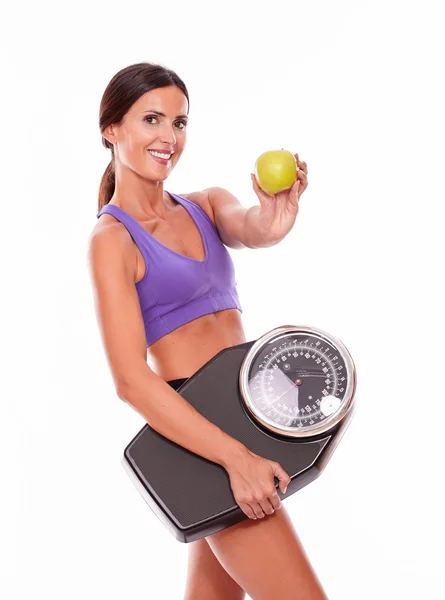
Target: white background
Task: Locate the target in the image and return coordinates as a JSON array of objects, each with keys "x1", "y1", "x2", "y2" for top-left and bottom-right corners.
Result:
[{"x1": 2, "y1": 0, "x2": 444, "y2": 598}]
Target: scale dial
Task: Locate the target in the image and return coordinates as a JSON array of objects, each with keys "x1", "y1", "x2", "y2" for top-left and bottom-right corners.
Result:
[{"x1": 239, "y1": 325, "x2": 356, "y2": 438}]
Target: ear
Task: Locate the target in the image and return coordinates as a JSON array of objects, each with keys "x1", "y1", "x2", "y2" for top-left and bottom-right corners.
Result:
[{"x1": 102, "y1": 123, "x2": 118, "y2": 145}]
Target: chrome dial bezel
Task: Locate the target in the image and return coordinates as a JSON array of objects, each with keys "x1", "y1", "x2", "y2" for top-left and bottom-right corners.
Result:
[{"x1": 239, "y1": 324, "x2": 356, "y2": 439}]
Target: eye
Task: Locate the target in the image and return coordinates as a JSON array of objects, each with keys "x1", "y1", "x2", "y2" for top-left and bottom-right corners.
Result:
[{"x1": 144, "y1": 116, "x2": 187, "y2": 130}]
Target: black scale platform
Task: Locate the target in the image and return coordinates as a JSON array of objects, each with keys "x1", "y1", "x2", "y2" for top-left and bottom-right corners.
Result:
[{"x1": 122, "y1": 336, "x2": 356, "y2": 543}]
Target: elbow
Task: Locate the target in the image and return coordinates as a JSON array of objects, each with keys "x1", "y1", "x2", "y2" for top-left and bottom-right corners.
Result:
[
  {"x1": 115, "y1": 365, "x2": 157, "y2": 403},
  {"x1": 116, "y1": 382, "x2": 130, "y2": 402},
  {"x1": 115, "y1": 375, "x2": 136, "y2": 402},
  {"x1": 112, "y1": 362, "x2": 145, "y2": 401}
]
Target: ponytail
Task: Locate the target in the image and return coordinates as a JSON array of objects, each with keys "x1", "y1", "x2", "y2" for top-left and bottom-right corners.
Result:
[{"x1": 97, "y1": 158, "x2": 115, "y2": 212}]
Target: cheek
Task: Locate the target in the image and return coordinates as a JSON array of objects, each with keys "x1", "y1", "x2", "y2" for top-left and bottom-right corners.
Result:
[
  {"x1": 124, "y1": 133, "x2": 142, "y2": 155},
  {"x1": 121, "y1": 136, "x2": 150, "y2": 168},
  {"x1": 129, "y1": 126, "x2": 153, "y2": 146},
  {"x1": 176, "y1": 135, "x2": 187, "y2": 153}
]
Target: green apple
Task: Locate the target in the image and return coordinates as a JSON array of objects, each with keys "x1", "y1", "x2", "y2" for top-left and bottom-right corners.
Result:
[{"x1": 254, "y1": 149, "x2": 298, "y2": 195}]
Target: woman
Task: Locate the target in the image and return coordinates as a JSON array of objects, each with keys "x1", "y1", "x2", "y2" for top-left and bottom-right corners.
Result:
[{"x1": 88, "y1": 62, "x2": 326, "y2": 600}]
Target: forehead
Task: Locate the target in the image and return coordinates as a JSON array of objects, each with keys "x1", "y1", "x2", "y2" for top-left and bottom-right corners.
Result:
[{"x1": 132, "y1": 86, "x2": 189, "y2": 115}]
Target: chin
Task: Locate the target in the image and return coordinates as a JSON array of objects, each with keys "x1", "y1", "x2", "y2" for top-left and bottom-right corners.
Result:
[{"x1": 145, "y1": 171, "x2": 170, "y2": 183}]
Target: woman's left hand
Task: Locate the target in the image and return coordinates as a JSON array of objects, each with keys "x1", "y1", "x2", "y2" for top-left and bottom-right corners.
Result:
[{"x1": 250, "y1": 153, "x2": 308, "y2": 243}]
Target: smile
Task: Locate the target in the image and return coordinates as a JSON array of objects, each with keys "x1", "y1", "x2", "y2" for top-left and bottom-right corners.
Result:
[{"x1": 148, "y1": 150, "x2": 173, "y2": 160}]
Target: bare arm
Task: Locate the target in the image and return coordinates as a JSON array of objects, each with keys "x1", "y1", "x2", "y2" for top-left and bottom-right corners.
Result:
[
  {"x1": 206, "y1": 186, "x2": 279, "y2": 250},
  {"x1": 87, "y1": 222, "x2": 246, "y2": 468},
  {"x1": 117, "y1": 370, "x2": 244, "y2": 467}
]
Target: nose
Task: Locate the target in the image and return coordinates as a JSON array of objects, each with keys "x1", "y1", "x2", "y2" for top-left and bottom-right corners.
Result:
[{"x1": 159, "y1": 122, "x2": 177, "y2": 147}]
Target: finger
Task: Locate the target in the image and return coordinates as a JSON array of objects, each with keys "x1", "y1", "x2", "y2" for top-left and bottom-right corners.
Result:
[
  {"x1": 251, "y1": 173, "x2": 263, "y2": 196},
  {"x1": 241, "y1": 502, "x2": 258, "y2": 520},
  {"x1": 294, "y1": 155, "x2": 307, "y2": 175},
  {"x1": 287, "y1": 179, "x2": 300, "y2": 208},
  {"x1": 297, "y1": 169, "x2": 308, "y2": 184},
  {"x1": 253, "y1": 502, "x2": 266, "y2": 519},
  {"x1": 274, "y1": 464, "x2": 291, "y2": 494},
  {"x1": 269, "y1": 489, "x2": 282, "y2": 511},
  {"x1": 297, "y1": 167, "x2": 307, "y2": 179},
  {"x1": 259, "y1": 496, "x2": 277, "y2": 515},
  {"x1": 296, "y1": 171, "x2": 307, "y2": 196},
  {"x1": 251, "y1": 173, "x2": 263, "y2": 191},
  {"x1": 251, "y1": 173, "x2": 272, "y2": 200},
  {"x1": 294, "y1": 153, "x2": 305, "y2": 170}
]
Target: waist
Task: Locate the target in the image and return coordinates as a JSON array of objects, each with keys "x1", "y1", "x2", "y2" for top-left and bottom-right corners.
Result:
[{"x1": 150, "y1": 309, "x2": 246, "y2": 381}]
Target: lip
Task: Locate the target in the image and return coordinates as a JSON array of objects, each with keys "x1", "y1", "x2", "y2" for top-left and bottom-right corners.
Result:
[{"x1": 147, "y1": 150, "x2": 173, "y2": 165}]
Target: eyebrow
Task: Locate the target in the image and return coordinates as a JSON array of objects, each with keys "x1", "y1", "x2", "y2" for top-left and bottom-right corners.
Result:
[{"x1": 142, "y1": 110, "x2": 189, "y2": 119}]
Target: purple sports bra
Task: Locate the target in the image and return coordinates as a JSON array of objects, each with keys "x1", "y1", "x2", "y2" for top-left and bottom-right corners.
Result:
[{"x1": 96, "y1": 192, "x2": 243, "y2": 347}]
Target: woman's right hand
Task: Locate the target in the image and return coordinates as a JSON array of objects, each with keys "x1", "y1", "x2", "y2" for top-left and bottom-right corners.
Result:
[{"x1": 224, "y1": 445, "x2": 291, "y2": 520}]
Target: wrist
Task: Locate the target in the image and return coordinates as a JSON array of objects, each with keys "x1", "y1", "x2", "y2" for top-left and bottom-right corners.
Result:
[
  {"x1": 217, "y1": 433, "x2": 248, "y2": 469},
  {"x1": 243, "y1": 206, "x2": 279, "y2": 249}
]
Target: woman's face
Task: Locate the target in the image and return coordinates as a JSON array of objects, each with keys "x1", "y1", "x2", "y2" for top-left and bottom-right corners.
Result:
[{"x1": 104, "y1": 85, "x2": 189, "y2": 181}]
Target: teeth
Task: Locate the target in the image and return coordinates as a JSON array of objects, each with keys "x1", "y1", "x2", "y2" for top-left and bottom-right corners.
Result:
[{"x1": 148, "y1": 150, "x2": 172, "y2": 160}]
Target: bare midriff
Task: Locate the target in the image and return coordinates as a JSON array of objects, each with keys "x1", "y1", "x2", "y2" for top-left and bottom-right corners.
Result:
[{"x1": 147, "y1": 308, "x2": 247, "y2": 382}]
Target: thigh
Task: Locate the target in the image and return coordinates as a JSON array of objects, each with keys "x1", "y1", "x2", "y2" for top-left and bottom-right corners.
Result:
[
  {"x1": 184, "y1": 538, "x2": 246, "y2": 600},
  {"x1": 206, "y1": 506, "x2": 328, "y2": 600}
]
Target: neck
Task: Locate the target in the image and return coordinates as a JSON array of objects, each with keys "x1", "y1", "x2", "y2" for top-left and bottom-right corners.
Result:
[{"x1": 109, "y1": 167, "x2": 177, "y2": 219}]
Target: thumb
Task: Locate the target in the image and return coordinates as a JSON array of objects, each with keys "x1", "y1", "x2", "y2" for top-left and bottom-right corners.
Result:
[
  {"x1": 251, "y1": 173, "x2": 260, "y2": 192},
  {"x1": 273, "y1": 462, "x2": 291, "y2": 494}
]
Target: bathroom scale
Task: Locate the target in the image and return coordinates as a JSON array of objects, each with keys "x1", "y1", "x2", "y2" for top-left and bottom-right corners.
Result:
[{"x1": 121, "y1": 324, "x2": 357, "y2": 543}]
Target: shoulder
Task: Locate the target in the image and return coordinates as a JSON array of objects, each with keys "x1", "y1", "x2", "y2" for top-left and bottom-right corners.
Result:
[
  {"x1": 89, "y1": 214, "x2": 138, "y2": 275},
  {"x1": 178, "y1": 187, "x2": 242, "y2": 226},
  {"x1": 93, "y1": 212, "x2": 133, "y2": 246},
  {"x1": 177, "y1": 189, "x2": 216, "y2": 226}
]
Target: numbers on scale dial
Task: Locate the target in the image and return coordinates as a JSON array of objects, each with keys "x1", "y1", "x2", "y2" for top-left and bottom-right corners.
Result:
[{"x1": 248, "y1": 334, "x2": 347, "y2": 430}]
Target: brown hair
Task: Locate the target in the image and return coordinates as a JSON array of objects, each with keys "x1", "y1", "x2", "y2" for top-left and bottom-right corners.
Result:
[{"x1": 97, "y1": 62, "x2": 189, "y2": 212}]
